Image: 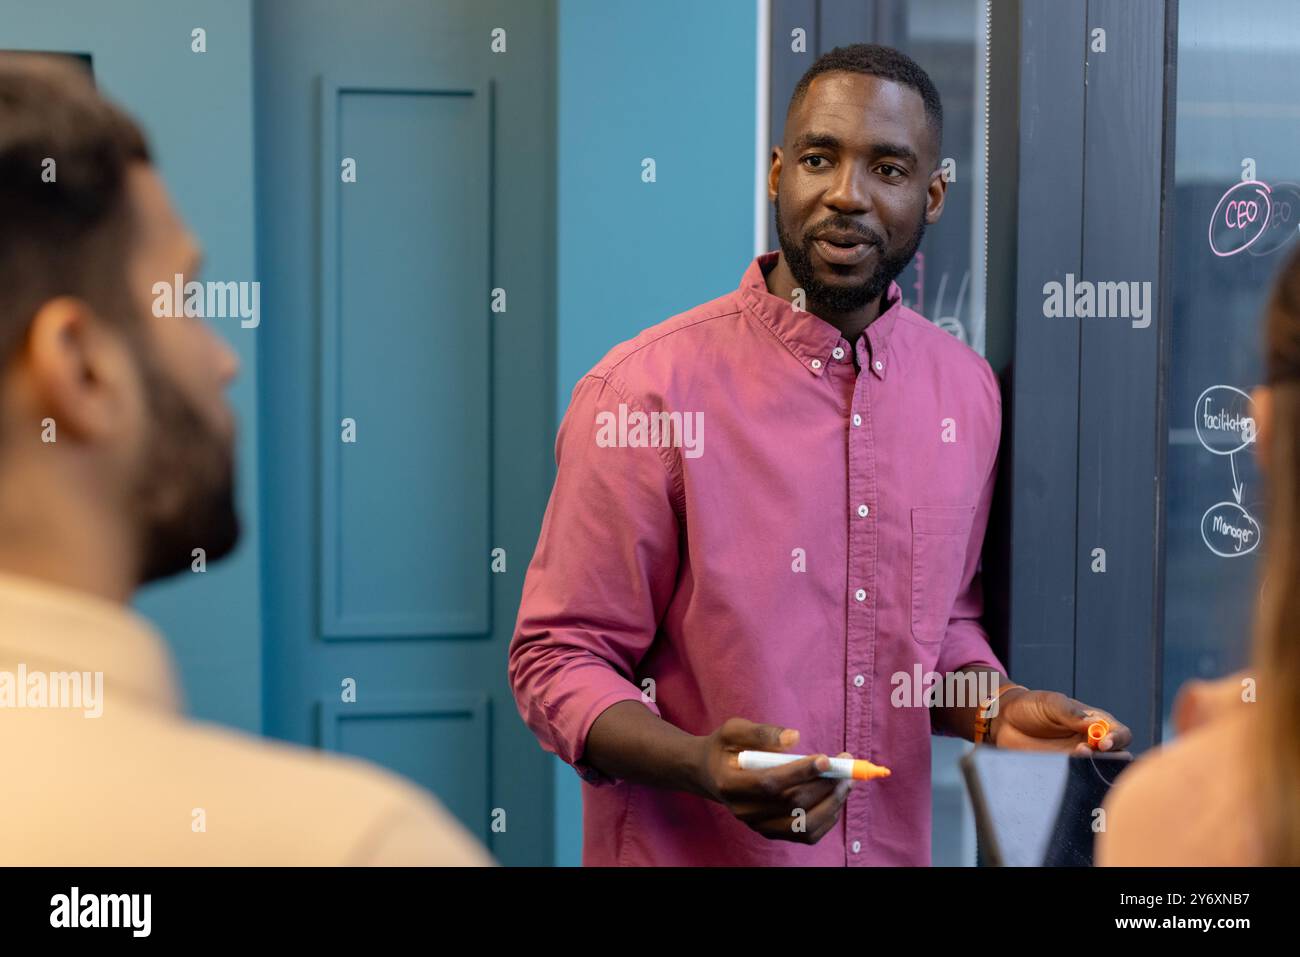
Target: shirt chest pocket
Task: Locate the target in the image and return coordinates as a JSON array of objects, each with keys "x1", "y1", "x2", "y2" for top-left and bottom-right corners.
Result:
[{"x1": 910, "y1": 505, "x2": 976, "y2": 645}]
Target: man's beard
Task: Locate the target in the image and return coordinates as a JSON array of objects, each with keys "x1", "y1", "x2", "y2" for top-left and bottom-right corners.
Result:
[
  {"x1": 774, "y1": 193, "x2": 926, "y2": 314},
  {"x1": 131, "y1": 351, "x2": 240, "y2": 584}
]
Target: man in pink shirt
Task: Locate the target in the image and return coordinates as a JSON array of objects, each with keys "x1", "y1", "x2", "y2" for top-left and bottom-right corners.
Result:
[{"x1": 510, "y1": 44, "x2": 1130, "y2": 866}]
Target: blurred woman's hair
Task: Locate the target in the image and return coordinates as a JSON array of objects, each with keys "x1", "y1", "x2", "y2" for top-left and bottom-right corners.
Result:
[{"x1": 1256, "y1": 241, "x2": 1300, "y2": 865}]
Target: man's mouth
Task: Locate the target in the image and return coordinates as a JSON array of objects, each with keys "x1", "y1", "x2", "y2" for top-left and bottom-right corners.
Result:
[{"x1": 812, "y1": 233, "x2": 876, "y2": 266}]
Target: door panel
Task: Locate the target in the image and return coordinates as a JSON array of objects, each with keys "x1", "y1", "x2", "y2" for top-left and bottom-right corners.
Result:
[
  {"x1": 320, "y1": 81, "x2": 491, "y2": 639},
  {"x1": 319, "y1": 692, "x2": 490, "y2": 831}
]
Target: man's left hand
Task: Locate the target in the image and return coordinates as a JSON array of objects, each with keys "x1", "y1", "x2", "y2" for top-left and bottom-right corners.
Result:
[{"x1": 992, "y1": 689, "x2": 1132, "y2": 758}]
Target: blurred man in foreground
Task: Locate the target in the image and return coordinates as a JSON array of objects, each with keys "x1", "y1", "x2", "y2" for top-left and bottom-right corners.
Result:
[{"x1": 0, "y1": 54, "x2": 489, "y2": 865}]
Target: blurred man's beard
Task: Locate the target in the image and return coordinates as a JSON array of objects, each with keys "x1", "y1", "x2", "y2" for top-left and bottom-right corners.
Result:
[
  {"x1": 132, "y1": 352, "x2": 240, "y2": 585},
  {"x1": 774, "y1": 193, "x2": 926, "y2": 314}
]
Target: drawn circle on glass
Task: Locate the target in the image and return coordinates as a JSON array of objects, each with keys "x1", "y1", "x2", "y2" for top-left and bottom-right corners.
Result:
[
  {"x1": 1201, "y1": 501, "x2": 1261, "y2": 558},
  {"x1": 1209, "y1": 180, "x2": 1272, "y2": 257},
  {"x1": 1194, "y1": 384, "x2": 1256, "y2": 455}
]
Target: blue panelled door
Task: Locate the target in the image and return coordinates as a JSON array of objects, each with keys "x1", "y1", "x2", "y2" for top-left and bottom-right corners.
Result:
[{"x1": 255, "y1": 0, "x2": 556, "y2": 865}]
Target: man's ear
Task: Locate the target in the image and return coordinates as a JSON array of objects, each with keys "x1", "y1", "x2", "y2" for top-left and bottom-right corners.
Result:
[
  {"x1": 925, "y1": 166, "x2": 948, "y2": 225},
  {"x1": 768, "y1": 146, "x2": 783, "y2": 201},
  {"x1": 23, "y1": 296, "x2": 131, "y2": 443}
]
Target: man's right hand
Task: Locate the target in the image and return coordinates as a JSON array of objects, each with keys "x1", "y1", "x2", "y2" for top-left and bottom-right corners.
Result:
[{"x1": 693, "y1": 717, "x2": 852, "y2": 844}]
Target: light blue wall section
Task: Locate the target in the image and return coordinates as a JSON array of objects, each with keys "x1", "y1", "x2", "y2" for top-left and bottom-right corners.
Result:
[
  {"x1": 1, "y1": 0, "x2": 263, "y2": 732},
  {"x1": 553, "y1": 0, "x2": 758, "y2": 865},
  {"x1": 556, "y1": 0, "x2": 760, "y2": 410}
]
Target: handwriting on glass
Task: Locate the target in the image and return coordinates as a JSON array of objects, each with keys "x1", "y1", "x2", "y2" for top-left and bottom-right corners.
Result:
[
  {"x1": 1195, "y1": 385, "x2": 1261, "y2": 557},
  {"x1": 1209, "y1": 181, "x2": 1273, "y2": 257}
]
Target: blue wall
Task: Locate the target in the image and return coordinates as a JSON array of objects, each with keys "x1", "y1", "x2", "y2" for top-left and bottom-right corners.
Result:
[
  {"x1": 553, "y1": 0, "x2": 759, "y2": 864},
  {"x1": 1, "y1": 0, "x2": 263, "y2": 733}
]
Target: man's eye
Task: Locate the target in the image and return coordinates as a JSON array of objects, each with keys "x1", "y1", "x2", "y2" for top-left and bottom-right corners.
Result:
[
  {"x1": 877, "y1": 164, "x2": 905, "y2": 178},
  {"x1": 802, "y1": 155, "x2": 830, "y2": 169}
]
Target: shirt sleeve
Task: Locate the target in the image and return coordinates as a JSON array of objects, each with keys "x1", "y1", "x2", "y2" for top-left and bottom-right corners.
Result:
[
  {"x1": 508, "y1": 373, "x2": 681, "y2": 786},
  {"x1": 935, "y1": 380, "x2": 1006, "y2": 679}
]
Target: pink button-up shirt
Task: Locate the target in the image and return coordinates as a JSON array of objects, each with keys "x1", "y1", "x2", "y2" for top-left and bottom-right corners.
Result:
[{"x1": 510, "y1": 251, "x2": 1005, "y2": 865}]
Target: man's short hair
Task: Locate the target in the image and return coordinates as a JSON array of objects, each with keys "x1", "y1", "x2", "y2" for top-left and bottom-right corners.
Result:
[
  {"x1": 0, "y1": 54, "x2": 152, "y2": 370},
  {"x1": 787, "y1": 43, "x2": 943, "y2": 148}
]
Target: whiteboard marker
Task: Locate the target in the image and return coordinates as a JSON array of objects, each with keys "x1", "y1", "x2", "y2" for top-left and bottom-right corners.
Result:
[{"x1": 738, "y1": 750, "x2": 891, "y2": 781}]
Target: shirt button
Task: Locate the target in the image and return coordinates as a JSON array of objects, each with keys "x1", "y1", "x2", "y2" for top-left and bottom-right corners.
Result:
[
  {"x1": 854, "y1": 588, "x2": 866, "y2": 602},
  {"x1": 852, "y1": 841, "x2": 862, "y2": 853},
  {"x1": 810, "y1": 358, "x2": 822, "y2": 370},
  {"x1": 852, "y1": 414, "x2": 862, "y2": 427},
  {"x1": 874, "y1": 359, "x2": 884, "y2": 372},
  {"x1": 853, "y1": 674, "x2": 865, "y2": 687},
  {"x1": 857, "y1": 504, "x2": 869, "y2": 518},
  {"x1": 832, "y1": 346, "x2": 845, "y2": 360}
]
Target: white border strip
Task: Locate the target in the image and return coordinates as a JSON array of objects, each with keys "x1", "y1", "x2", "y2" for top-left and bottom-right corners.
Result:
[{"x1": 754, "y1": 0, "x2": 772, "y2": 257}]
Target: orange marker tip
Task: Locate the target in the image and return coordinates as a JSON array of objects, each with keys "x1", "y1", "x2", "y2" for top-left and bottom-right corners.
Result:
[
  {"x1": 1087, "y1": 719, "x2": 1110, "y2": 749},
  {"x1": 851, "y1": 759, "x2": 892, "y2": 781}
]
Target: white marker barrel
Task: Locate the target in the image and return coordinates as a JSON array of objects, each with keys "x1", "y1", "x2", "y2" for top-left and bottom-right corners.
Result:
[{"x1": 737, "y1": 750, "x2": 890, "y2": 781}]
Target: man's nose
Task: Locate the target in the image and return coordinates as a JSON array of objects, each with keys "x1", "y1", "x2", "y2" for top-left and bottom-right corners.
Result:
[
  {"x1": 214, "y1": 334, "x2": 240, "y2": 385},
  {"x1": 823, "y1": 164, "x2": 871, "y2": 215}
]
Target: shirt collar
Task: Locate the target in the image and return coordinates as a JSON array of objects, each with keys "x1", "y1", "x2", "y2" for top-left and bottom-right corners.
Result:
[
  {"x1": 737, "y1": 250, "x2": 902, "y2": 380},
  {"x1": 0, "y1": 571, "x2": 182, "y2": 715}
]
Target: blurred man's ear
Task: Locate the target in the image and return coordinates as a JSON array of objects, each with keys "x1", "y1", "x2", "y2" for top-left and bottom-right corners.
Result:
[
  {"x1": 1251, "y1": 385, "x2": 1272, "y2": 474},
  {"x1": 20, "y1": 297, "x2": 138, "y2": 444}
]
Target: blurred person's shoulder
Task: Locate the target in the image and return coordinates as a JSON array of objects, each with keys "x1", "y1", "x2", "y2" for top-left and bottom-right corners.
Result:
[
  {"x1": 151, "y1": 714, "x2": 494, "y2": 866},
  {"x1": 2, "y1": 703, "x2": 491, "y2": 866},
  {"x1": 1097, "y1": 706, "x2": 1262, "y2": 866}
]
